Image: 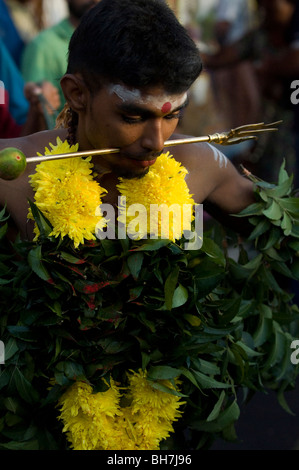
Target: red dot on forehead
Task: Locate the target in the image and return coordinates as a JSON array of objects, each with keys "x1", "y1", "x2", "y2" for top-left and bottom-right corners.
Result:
[{"x1": 161, "y1": 102, "x2": 172, "y2": 113}]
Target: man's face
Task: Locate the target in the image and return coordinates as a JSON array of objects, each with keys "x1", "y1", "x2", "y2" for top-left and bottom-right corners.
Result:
[
  {"x1": 67, "y1": 0, "x2": 100, "y2": 20},
  {"x1": 79, "y1": 82, "x2": 189, "y2": 179}
]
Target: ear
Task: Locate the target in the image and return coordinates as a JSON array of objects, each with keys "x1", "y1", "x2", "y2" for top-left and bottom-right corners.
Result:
[{"x1": 60, "y1": 74, "x2": 88, "y2": 113}]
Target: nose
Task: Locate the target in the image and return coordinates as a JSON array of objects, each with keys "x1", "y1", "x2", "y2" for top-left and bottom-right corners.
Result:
[{"x1": 140, "y1": 119, "x2": 165, "y2": 153}]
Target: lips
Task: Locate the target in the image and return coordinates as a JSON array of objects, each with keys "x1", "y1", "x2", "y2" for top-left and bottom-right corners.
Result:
[
  {"x1": 120, "y1": 152, "x2": 159, "y2": 168},
  {"x1": 130, "y1": 158, "x2": 157, "y2": 168}
]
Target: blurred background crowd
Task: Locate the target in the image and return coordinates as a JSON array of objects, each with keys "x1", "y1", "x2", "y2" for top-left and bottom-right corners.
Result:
[
  {"x1": 0, "y1": 0, "x2": 298, "y2": 187},
  {"x1": 0, "y1": 0, "x2": 98, "y2": 137},
  {"x1": 175, "y1": 0, "x2": 299, "y2": 188}
]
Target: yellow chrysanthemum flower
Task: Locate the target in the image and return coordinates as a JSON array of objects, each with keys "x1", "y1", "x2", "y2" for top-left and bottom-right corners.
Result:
[
  {"x1": 28, "y1": 138, "x2": 107, "y2": 248},
  {"x1": 126, "y1": 369, "x2": 185, "y2": 450},
  {"x1": 117, "y1": 152, "x2": 195, "y2": 241},
  {"x1": 58, "y1": 369, "x2": 185, "y2": 450},
  {"x1": 58, "y1": 379, "x2": 125, "y2": 450}
]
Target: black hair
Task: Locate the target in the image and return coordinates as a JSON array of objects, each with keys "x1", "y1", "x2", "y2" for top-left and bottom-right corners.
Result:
[{"x1": 66, "y1": 0, "x2": 203, "y2": 94}]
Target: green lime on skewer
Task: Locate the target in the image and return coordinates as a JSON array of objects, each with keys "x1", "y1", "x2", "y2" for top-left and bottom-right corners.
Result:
[{"x1": 0, "y1": 147, "x2": 27, "y2": 180}]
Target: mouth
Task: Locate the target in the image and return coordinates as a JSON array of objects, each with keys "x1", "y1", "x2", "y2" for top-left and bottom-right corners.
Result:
[
  {"x1": 120, "y1": 151, "x2": 161, "y2": 169},
  {"x1": 129, "y1": 157, "x2": 157, "y2": 168}
]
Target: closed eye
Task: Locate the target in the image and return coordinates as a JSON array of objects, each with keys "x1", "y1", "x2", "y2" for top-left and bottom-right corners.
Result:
[
  {"x1": 121, "y1": 115, "x2": 145, "y2": 124},
  {"x1": 121, "y1": 110, "x2": 184, "y2": 124},
  {"x1": 164, "y1": 110, "x2": 184, "y2": 120}
]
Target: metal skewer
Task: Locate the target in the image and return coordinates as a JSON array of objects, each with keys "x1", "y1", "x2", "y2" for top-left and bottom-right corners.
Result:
[{"x1": 26, "y1": 121, "x2": 282, "y2": 164}]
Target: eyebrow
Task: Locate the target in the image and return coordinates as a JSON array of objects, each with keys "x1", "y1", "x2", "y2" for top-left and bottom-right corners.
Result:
[{"x1": 116, "y1": 97, "x2": 189, "y2": 116}]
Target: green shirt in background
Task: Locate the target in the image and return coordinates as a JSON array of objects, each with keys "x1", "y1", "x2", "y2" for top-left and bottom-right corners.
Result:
[{"x1": 21, "y1": 18, "x2": 75, "y2": 116}]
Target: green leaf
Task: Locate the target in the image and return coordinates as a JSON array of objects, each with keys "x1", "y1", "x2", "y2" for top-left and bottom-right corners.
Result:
[
  {"x1": 6, "y1": 326, "x2": 38, "y2": 342},
  {"x1": 13, "y1": 368, "x2": 39, "y2": 404},
  {"x1": 260, "y1": 226, "x2": 281, "y2": 251},
  {"x1": 262, "y1": 200, "x2": 282, "y2": 220},
  {"x1": 191, "y1": 400, "x2": 240, "y2": 432},
  {"x1": 288, "y1": 239, "x2": 299, "y2": 251},
  {"x1": 59, "y1": 252, "x2": 86, "y2": 264},
  {"x1": 127, "y1": 252, "x2": 144, "y2": 280},
  {"x1": 172, "y1": 284, "x2": 188, "y2": 308},
  {"x1": 192, "y1": 369, "x2": 231, "y2": 389},
  {"x1": 164, "y1": 266, "x2": 179, "y2": 310},
  {"x1": 150, "y1": 381, "x2": 187, "y2": 397},
  {"x1": 183, "y1": 313, "x2": 201, "y2": 327},
  {"x1": 0, "y1": 222, "x2": 8, "y2": 240},
  {"x1": 253, "y1": 316, "x2": 273, "y2": 347},
  {"x1": 261, "y1": 325, "x2": 286, "y2": 371},
  {"x1": 206, "y1": 390, "x2": 226, "y2": 422},
  {"x1": 235, "y1": 340, "x2": 263, "y2": 357},
  {"x1": 147, "y1": 365, "x2": 182, "y2": 380},
  {"x1": 4, "y1": 338, "x2": 18, "y2": 361},
  {"x1": 278, "y1": 197, "x2": 299, "y2": 215},
  {"x1": 180, "y1": 367, "x2": 201, "y2": 389},
  {"x1": 193, "y1": 258, "x2": 224, "y2": 297},
  {"x1": 278, "y1": 160, "x2": 289, "y2": 185},
  {"x1": 201, "y1": 238, "x2": 226, "y2": 266},
  {"x1": 28, "y1": 245, "x2": 52, "y2": 282},
  {"x1": 28, "y1": 200, "x2": 52, "y2": 238},
  {"x1": 132, "y1": 239, "x2": 171, "y2": 251},
  {"x1": 242, "y1": 253, "x2": 263, "y2": 271},
  {"x1": 234, "y1": 202, "x2": 264, "y2": 217},
  {"x1": 194, "y1": 358, "x2": 220, "y2": 375},
  {"x1": 0, "y1": 440, "x2": 39, "y2": 450},
  {"x1": 281, "y1": 212, "x2": 293, "y2": 236},
  {"x1": 267, "y1": 175, "x2": 294, "y2": 198},
  {"x1": 0, "y1": 204, "x2": 10, "y2": 221},
  {"x1": 248, "y1": 218, "x2": 271, "y2": 241}
]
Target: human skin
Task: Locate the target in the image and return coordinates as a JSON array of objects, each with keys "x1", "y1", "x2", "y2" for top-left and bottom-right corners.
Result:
[{"x1": 0, "y1": 75, "x2": 255, "y2": 239}]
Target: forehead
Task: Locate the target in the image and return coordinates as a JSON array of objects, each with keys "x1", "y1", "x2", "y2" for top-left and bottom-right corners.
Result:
[{"x1": 106, "y1": 83, "x2": 188, "y2": 112}]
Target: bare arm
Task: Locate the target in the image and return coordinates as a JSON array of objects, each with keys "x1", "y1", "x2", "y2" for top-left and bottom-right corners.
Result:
[{"x1": 172, "y1": 141, "x2": 255, "y2": 234}]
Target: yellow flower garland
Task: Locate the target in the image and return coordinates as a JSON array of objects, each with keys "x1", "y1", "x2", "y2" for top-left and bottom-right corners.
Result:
[
  {"x1": 117, "y1": 152, "x2": 195, "y2": 241},
  {"x1": 58, "y1": 370, "x2": 185, "y2": 450},
  {"x1": 28, "y1": 138, "x2": 108, "y2": 248},
  {"x1": 28, "y1": 140, "x2": 195, "y2": 247},
  {"x1": 28, "y1": 140, "x2": 194, "y2": 450}
]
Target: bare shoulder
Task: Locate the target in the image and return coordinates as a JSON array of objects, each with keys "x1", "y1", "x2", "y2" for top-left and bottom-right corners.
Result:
[
  {"x1": 166, "y1": 134, "x2": 231, "y2": 198},
  {"x1": 167, "y1": 133, "x2": 229, "y2": 173},
  {"x1": 0, "y1": 128, "x2": 68, "y2": 157},
  {"x1": 166, "y1": 133, "x2": 254, "y2": 213}
]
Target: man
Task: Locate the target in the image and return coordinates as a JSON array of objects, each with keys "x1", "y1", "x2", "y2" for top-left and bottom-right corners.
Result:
[
  {"x1": 21, "y1": 0, "x2": 101, "y2": 114},
  {"x1": 0, "y1": 0, "x2": 255, "y2": 240}
]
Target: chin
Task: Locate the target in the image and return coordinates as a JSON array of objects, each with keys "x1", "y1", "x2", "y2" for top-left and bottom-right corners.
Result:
[{"x1": 113, "y1": 166, "x2": 150, "y2": 180}]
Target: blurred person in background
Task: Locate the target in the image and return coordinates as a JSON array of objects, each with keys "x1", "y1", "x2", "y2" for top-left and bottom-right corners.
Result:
[
  {"x1": 21, "y1": 0, "x2": 101, "y2": 116},
  {"x1": 256, "y1": 0, "x2": 299, "y2": 189},
  {"x1": 211, "y1": 0, "x2": 260, "y2": 129},
  {"x1": 0, "y1": 0, "x2": 28, "y2": 68},
  {"x1": 4, "y1": 0, "x2": 42, "y2": 42},
  {"x1": 41, "y1": 0, "x2": 69, "y2": 29},
  {"x1": 202, "y1": 0, "x2": 298, "y2": 184},
  {"x1": 0, "y1": 37, "x2": 60, "y2": 137}
]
